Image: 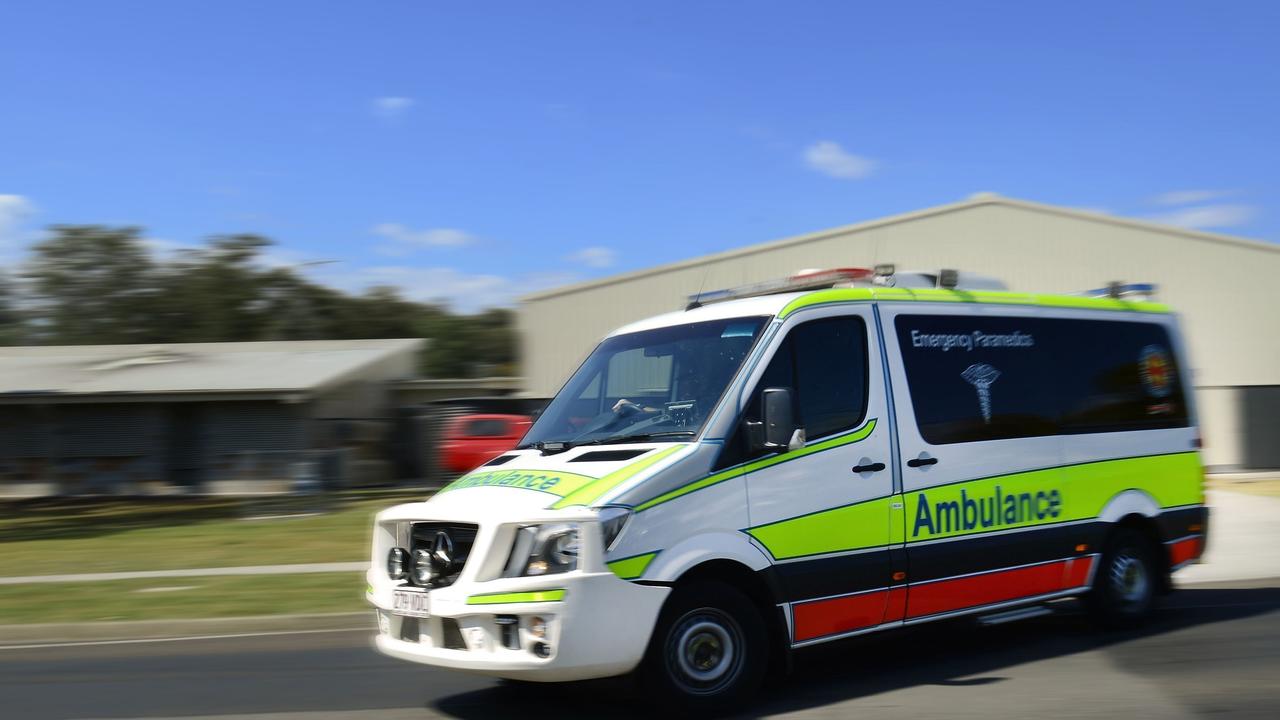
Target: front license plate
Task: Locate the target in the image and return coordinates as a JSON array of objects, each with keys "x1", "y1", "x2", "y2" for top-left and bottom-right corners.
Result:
[{"x1": 392, "y1": 589, "x2": 430, "y2": 617}]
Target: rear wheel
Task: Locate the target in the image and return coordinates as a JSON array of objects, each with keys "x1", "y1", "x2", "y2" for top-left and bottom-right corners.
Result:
[
  {"x1": 1086, "y1": 527, "x2": 1159, "y2": 628},
  {"x1": 641, "y1": 580, "x2": 767, "y2": 714}
]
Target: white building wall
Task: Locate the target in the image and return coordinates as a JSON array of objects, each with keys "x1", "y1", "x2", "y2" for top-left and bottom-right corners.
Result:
[{"x1": 519, "y1": 197, "x2": 1280, "y2": 469}]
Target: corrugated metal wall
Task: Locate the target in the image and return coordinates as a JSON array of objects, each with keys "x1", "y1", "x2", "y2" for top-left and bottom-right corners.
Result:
[{"x1": 519, "y1": 199, "x2": 1280, "y2": 469}]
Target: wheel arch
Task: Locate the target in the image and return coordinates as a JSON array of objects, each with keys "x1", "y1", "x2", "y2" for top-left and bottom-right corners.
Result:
[
  {"x1": 644, "y1": 534, "x2": 790, "y2": 675},
  {"x1": 1097, "y1": 490, "x2": 1173, "y2": 592}
]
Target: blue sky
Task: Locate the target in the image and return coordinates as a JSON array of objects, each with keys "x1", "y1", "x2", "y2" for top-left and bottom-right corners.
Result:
[{"x1": 2, "y1": 1, "x2": 1277, "y2": 310}]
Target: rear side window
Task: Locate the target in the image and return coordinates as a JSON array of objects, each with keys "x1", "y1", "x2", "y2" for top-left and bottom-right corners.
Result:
[
  {"x1": 894, "y1": 315, "x2": 1057, "y2": 444},
  {"x1": 1055, "y1": 321, "x2": 1189, "y2": 434},
  {"x1": 894, "y1": 314, "x2": 1189, "y2": 444}
]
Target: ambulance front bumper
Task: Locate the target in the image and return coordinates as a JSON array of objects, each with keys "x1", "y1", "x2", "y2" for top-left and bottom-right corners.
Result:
[{"x1": 368, "y1": 569, "x2": 670, "y2": 682}]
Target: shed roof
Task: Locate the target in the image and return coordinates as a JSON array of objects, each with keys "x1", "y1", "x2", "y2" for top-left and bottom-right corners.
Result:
[
  {"x1": 0, "y1": 338, "x2": 424, "y2": 401},
  {"x1": 522, "y1": 194, "x2": 1279, "y2": 303}
]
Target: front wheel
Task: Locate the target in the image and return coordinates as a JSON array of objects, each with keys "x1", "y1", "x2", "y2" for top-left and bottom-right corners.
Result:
[
  {"x1": 1086, "y1": 527, "x2": 1159, "y2": 629},
  {"x1": 641, "y1": 580, "x2": 768, "y2": 714}
]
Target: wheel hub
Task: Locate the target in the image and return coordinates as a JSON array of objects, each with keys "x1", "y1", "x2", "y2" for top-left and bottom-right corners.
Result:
[
  {"x1": 668, "y1": 611, "x2": 742, "y2": 692},
  {"x1": 1110, "y1": 550, "x2": 1149, "y2": 605}
]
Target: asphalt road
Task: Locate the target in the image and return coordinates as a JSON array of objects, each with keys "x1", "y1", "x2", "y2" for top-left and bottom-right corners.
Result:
[{"x1": 4, "y1": 578, "x2": 1278, "y2": 720}]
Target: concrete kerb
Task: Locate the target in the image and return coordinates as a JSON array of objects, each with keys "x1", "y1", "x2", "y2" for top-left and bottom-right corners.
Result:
[{"x1": 0, "y1": 612, "x2": 374, "y2": 646}]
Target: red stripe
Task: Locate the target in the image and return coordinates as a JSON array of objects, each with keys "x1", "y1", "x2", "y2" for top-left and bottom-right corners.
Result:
[
  {"x1": 1062, "y1": 556, "x2": 1095, "y2": 588},
  {"x1": 884, "y1": 586, "x2": 908, "y2": 623},
  {"x1": 1169, "y1": 536, "x2": 1202, "y2": 566},
  {"x1": 792, "y1": 590, "x2": 888, "y2": 642},
  {"x1": 906, "y1": 560, "x2": 1074, "y2": 619}
]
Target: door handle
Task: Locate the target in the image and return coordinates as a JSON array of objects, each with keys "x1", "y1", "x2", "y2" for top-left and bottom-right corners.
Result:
[
  {"x1": 906, "y1": 456, "x2": 938, "y2": 468},
  {"x1": 851, "y1": 462, "x2": 886, "y2": 474}
]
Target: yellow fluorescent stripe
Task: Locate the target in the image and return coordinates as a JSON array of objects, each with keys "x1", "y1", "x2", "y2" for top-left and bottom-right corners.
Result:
[
  {"x1": 606, "y1": 552, "x2": 659, "y2": 580},
  {"x1": 778, "y1": 287, "x2": 1169, "y2": 318},
  {"x1": 748, "y1": 497, "x2": 893, "y2": 560},
  {"x1": 551, "y1": 445, "x2": 687, "y2": 509},
  {"x1": 905, "y1": 451, "x2": 1203, "y2": 542},
  {"x1": 466, "y1": 589, "x2": 566, "y2": 605},
  {"x1": 633, "y1": 419, "x2": 878, "y2": 512},
  {"x1": 741, "y1": 451, "x2": 1204, "y2": 558}
]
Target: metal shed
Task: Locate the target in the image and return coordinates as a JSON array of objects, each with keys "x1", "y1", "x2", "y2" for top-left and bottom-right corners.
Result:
[{"x1": 519, "y1": 194, "x2": 1280, "y2": 471}]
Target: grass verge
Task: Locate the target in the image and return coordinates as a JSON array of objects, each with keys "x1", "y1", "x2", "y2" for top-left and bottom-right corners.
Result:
[
  {"x1": 0, "y1": 489, "x2": 428, "y2": 577},
  {"x1": 0, "y1": 572, "x2": 367, "y2": 625}
]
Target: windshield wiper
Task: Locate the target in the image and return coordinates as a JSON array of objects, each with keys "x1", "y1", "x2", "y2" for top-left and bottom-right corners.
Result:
[
  {"x1": 523, "y1": 430, "x2": 696, "y2": 454},
  {"x1": 574, "y1": 430, "x2": 696, "y2": 446}
]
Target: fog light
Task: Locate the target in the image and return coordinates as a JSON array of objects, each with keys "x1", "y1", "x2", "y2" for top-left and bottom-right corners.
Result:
[
  {"x1": 529, "y1": 616, "x2": 547, "y2": 639},
  {"x1": 411, "y1": 548, "x2": 434, "y2": 586},
  {"x1": 495, "y1": 615, "x2": 520, "y2": 650},
  {"x1": 387, "y1": 547, "x2": 409, "y2": 580},
  {"x1": 377, "y1": 611, "x2": 390, "y2": 635}
]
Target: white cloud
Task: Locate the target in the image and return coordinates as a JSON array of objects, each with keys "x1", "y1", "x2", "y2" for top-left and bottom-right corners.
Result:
[
  {"x1": 372, "y1": 223, "x2": 475, "y2": 255},
  {"x1": 0, "y1": 194, "x2": 34, "y2": 251},
  {"x1": 1152, "y1": 189, "x2": 1235, "y2": 206},
  {"x1": 802, "y1": 141, "x2": 876, "y2": 180},
  {"x1": 372, "y1": 96, "x2": 414, "y2": 120},
  {"x1": 1148, "y1": 204, "x2": 1258, "y2": 230},
  {"x1": 567, "y1": 246, "x2": 616, "y2": 269}
]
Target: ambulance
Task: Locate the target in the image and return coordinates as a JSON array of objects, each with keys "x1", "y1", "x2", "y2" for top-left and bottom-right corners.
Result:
[{"x1": 368, "y1": 267, "x2": 1207, "y2": 710}]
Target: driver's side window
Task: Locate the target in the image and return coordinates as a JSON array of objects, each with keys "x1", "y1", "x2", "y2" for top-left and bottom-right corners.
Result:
[{"x1": 717, "y1": 315, "x2": 869, "y2": 468}]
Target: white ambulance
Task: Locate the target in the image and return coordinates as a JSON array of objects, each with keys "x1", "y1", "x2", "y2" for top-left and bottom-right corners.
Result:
[{"x1": 368, "y1": 267, "x2": 1207, "y2": 710}]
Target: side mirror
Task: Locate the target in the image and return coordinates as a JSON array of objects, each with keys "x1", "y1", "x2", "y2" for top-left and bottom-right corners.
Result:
[{"x1": 760, "y1": 387, "x2": 803, "y2": 452}]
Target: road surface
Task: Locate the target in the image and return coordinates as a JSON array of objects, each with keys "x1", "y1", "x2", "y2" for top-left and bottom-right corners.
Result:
[{"x1": 4, "y1": 577, "x2": 1277, "y2": 720}]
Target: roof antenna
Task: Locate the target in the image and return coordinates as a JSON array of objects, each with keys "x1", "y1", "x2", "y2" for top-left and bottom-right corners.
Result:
[{"x1": 685, "y1": 267, "x2": 711, "y2": 311}]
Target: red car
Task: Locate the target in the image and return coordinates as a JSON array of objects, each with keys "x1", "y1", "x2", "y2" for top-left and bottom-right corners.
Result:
[{"x1": 440, "y1": 413, "x2": 532, "y2": 474}]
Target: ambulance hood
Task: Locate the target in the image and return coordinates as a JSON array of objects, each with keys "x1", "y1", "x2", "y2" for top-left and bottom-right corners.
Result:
[{"x1": 424, "y1": 444, "x2": 689, "y2": 516}]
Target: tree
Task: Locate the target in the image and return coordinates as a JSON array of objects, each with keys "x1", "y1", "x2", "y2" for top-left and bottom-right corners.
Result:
[
  {"x1": 150, "y1": 234, "x2": 278, "y2": 343},
  {"x1": 9, "y1": 225, "x2": 521, "y2": 378},
  {"x1": 0, "y1": 270, "x2": 26, "y2": 345},
  {"x1": 24, "y1": 225, "x2": 158, "y2": 344}
]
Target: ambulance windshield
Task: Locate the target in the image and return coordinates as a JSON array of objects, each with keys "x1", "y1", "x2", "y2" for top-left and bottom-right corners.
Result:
[{"x1": 520, "y1": 316, "x2": 768, "y2": 449}]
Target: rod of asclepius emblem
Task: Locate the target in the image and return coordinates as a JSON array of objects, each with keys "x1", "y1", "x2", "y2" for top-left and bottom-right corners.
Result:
[{"x1": 961, "y1": 363, "x2": 1001, "y2": 423}]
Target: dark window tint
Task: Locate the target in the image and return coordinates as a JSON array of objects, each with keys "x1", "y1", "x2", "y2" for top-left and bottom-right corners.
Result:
[
  {"x1": 1055, "y1": 321, "x2": 1189, "y2": 433},
  {"x1": 463, "y1": 419, "x2": 511, "y2": 437},
  {"x1": 790, "y1": 317, "x2": 869, "y2": 438},
  {"x1": 725, "y1": 316, "x2": 868, "y2": 466},
  {"x1": 895, "y1": 315, "x2": 1058, "y2": 444},
  {"x1": 895, "y1": 315, "x2": 1189, "y2": 444}
]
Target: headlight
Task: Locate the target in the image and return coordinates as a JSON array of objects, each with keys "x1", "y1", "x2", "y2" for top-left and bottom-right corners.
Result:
[
  {"x1": 387, "y1": 547, "x2": 409, "y2": 580},
  {"x1": 597, "y1": 507, "x2": 632, "y2": 551},
  {"x1": 503, "y1": 523, "x2": 579, "y2": 578}
]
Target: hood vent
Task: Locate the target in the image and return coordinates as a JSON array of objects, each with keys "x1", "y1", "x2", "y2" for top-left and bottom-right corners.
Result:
[
  {"x1": 569, "y1": 449, "x2": 650, "y2": 463},
  {"x1": 482, "y1": 454, "x2": 517, "y2": 467}
]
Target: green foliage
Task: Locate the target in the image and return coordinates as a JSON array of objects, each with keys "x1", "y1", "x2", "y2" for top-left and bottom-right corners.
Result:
[{"x1": 6, "y1": 225, "x2": 518, "y2": 377}]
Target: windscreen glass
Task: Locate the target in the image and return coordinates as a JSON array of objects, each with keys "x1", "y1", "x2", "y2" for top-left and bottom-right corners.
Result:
[{"x1": 520, "y1": 317, "x2": 768, "y2": 448}]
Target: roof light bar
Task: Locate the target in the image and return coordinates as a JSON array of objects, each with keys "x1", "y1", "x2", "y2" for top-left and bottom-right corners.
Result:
[
  {"x1": 1083, "y1": 282, "x2": 1158, "y2": 300},
  {"x1": 687, "y1": 268, "x2": 874, "y2": 309}
]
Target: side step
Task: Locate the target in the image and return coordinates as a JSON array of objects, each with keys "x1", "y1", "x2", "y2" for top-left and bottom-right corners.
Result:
[{"x1": 977, "y1": 605, "x2": 1054, "y2": 626}]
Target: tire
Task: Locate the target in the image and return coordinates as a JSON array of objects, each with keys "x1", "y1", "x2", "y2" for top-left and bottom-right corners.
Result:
[
  {"x1": 1086, "y1": 527, "x2": 1160, "y2": 629},
  {"x1": 640, "y1": 580, "x2": 768, "y2": 715}
]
